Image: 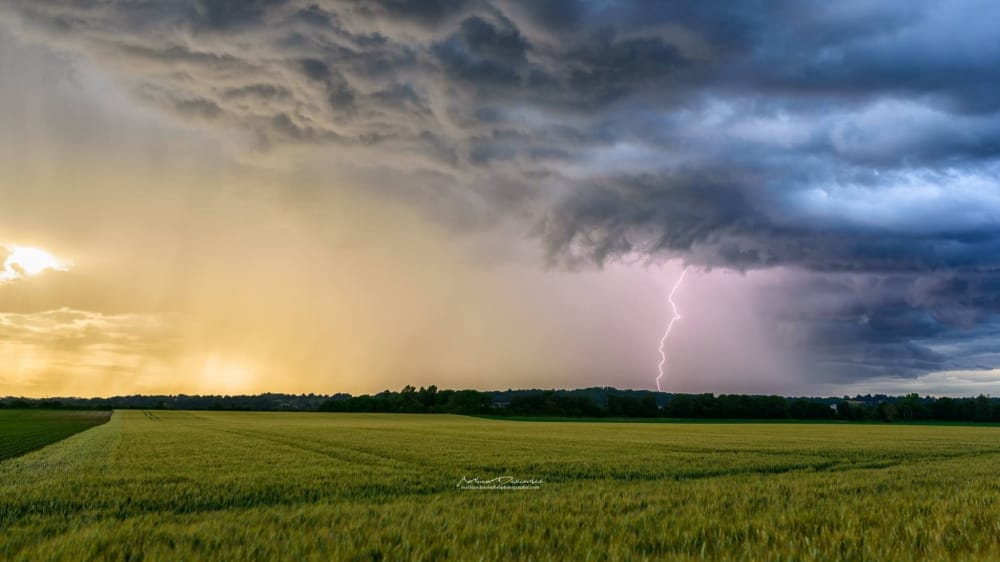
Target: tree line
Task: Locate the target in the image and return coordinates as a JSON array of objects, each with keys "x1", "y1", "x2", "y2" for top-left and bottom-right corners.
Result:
[
  {"x1": 0, "y1": 393, "x2": 338, "y2": 412},
  {"x1": 6, "y1": 387, "x2": 1000, "y2": 422},
  {"x1": 318, "y1": 386, "x2": 1000, "y2": 422}
]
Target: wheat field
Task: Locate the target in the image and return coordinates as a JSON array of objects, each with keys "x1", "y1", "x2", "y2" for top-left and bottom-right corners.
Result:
[
  {"x1": 0, "y1": 410, "x2": 110, "y2": 462},
  {"x1": 3, "y1": 411, "x2": 1000, "y2": 561}
]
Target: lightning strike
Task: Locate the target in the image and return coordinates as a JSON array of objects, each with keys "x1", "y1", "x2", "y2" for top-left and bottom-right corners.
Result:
[{"x1": 656, "y1": 266, "x2": 690, "y2": 392}]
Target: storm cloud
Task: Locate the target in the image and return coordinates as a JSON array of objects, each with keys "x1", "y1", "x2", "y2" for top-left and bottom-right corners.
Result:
[{"x1": 4, "y1": 0, "x2": 1000, "y2": 384}]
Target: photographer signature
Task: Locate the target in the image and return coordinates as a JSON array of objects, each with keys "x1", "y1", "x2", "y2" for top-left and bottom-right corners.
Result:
[{"x1": 457, "y1": 475, "x2": 544, "y2": 489}]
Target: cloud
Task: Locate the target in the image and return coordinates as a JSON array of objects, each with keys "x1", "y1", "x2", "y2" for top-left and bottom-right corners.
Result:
[
  {"x1": 754, "y1": 270, "x2": 1000, "y2": 381},
  {"x1": 0, "y1": 308, "x2": 177, "y2": 395},
  {"x1": 843, "y1": 369, "x2": 1000, "y2": 398},
  {"x1": 0, "y1": 308, "x2": 171, "y2": 353},
  {"x1": 5, "y1": 0, "x2": 1000, "y2": 384},
  {"x1": 1, "y1": 244, "x2": 71, "y2": 283}
]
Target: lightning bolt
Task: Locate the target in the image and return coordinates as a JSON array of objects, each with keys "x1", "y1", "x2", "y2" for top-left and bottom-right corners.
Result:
[{"x1": 656, "y1": 266, "x2": 690, "y2": 392}]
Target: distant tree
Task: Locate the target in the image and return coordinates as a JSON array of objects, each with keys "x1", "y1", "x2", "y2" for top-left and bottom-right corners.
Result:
[
  {"x1": 932, "y1": 397, "x2": 959, "y2": 421},
  {"x1": 896, "y1": 394, "x2": 927, "y2": 421},
  {"x1": 638, "y1": 395, "x2": 659, "y2": 417},
  {"x1": 694, "y1": 394, "x2": 719, "y2": 418},
  {"x1": 663, "y1": 395, "x2": 694, "y2": 418},
  {"x1": 974, "y1": 395, "x2": 992, "y2": 422},
  {"x1": 418, "y1": 385, "x2": 438, "y2": 410},
  {"x1": 789, "y1": 399, "x2": 833, "y2": 420},
  {"x1": 877, "y1": 401, "x2": 898, "y2": 423},
  {"x1": 836, "y1": 401, "x2": 854, "y2": 420},
  {"x1": 606, "y1": 395, "x2": 630, "y2": 417},
  {"x1": 761, "y1": 395, "x2": 791, "y2": 419}
]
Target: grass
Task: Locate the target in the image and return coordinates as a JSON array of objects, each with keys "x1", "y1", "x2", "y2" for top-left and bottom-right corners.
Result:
[
  {"x1": 3, "y1": 411, "x2": 1000, "y2": 560},
  {"x1": 0, "y1": 410, "x2": 111, "y2": 461}
]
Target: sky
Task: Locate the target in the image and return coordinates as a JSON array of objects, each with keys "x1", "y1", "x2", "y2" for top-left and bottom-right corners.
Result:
[{"x1": 2, "y1": 1, "x2": 1000, "y2": 397}]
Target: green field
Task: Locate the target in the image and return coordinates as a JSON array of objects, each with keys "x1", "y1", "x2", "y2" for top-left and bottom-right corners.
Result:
[
  {"x1": 3, "y1": 411, "x2": 1000, "y2": 561},
  {"x1": 0, "y1": 410, "x2": 111, "y2": 462}
]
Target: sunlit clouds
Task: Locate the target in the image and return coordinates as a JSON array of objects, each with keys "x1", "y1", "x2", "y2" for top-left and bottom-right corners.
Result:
[
  {"x1": 1, "y1": 244, "x2": 70, "y2": 283},
  {"x1": 0, "y1": 308, "x2": 171, "y2": 395}
]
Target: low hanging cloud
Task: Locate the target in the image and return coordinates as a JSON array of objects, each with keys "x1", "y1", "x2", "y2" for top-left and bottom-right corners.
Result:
[
  {"x1": 0, "y1": 308, "x2": 168, "y2": 350},
  {"x1": 5, "y1": 0, "x2": 1000, "y2": 384},
  {"x1": 0, "y1": 308, "x2": 176, "y2": 395}
]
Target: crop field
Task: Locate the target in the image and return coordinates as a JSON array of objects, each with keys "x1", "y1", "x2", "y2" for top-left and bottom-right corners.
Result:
[
  {"x1": 3, "y1": 412, "x2": 1000, "y2": 561},
  {"x1": 0, "y1": 410, "x2": 111, "y2": 462}
]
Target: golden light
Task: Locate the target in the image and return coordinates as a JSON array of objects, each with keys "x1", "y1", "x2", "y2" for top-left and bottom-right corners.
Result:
[
  {"x1": 199, "y1": 355, "x2": 257, "y2": 394},
  {"x1": 1, "y1": 244, "x2": 71, "y2": 282}
]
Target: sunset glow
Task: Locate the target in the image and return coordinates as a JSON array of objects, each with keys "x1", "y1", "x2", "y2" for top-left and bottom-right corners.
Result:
[{"x1": 1, "y1": 245, "x2": 70, "y2": 282}]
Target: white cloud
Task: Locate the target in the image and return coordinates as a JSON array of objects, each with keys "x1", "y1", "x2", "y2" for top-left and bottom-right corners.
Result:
[
  {"x1": 0, "y1": 244, "x2": 71, "y2": 283},
  {"x1": 836, "y1": 369, "x2": 1000, "y2": 397}
]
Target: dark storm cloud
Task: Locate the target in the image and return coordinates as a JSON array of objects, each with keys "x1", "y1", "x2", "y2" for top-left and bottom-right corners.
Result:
[
  {"x1": 5, "y1": 0, "x2": 1000, "y2": 381},
  {"x1": 758, "y1": 271, "x2": 1000, "y2": 381},
  {"x1": 196, "y1": 0, "x2": 291, "y2": 30},
  {"x1": 354, "y1": 0, "x2": 473, "y2": 25}
]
